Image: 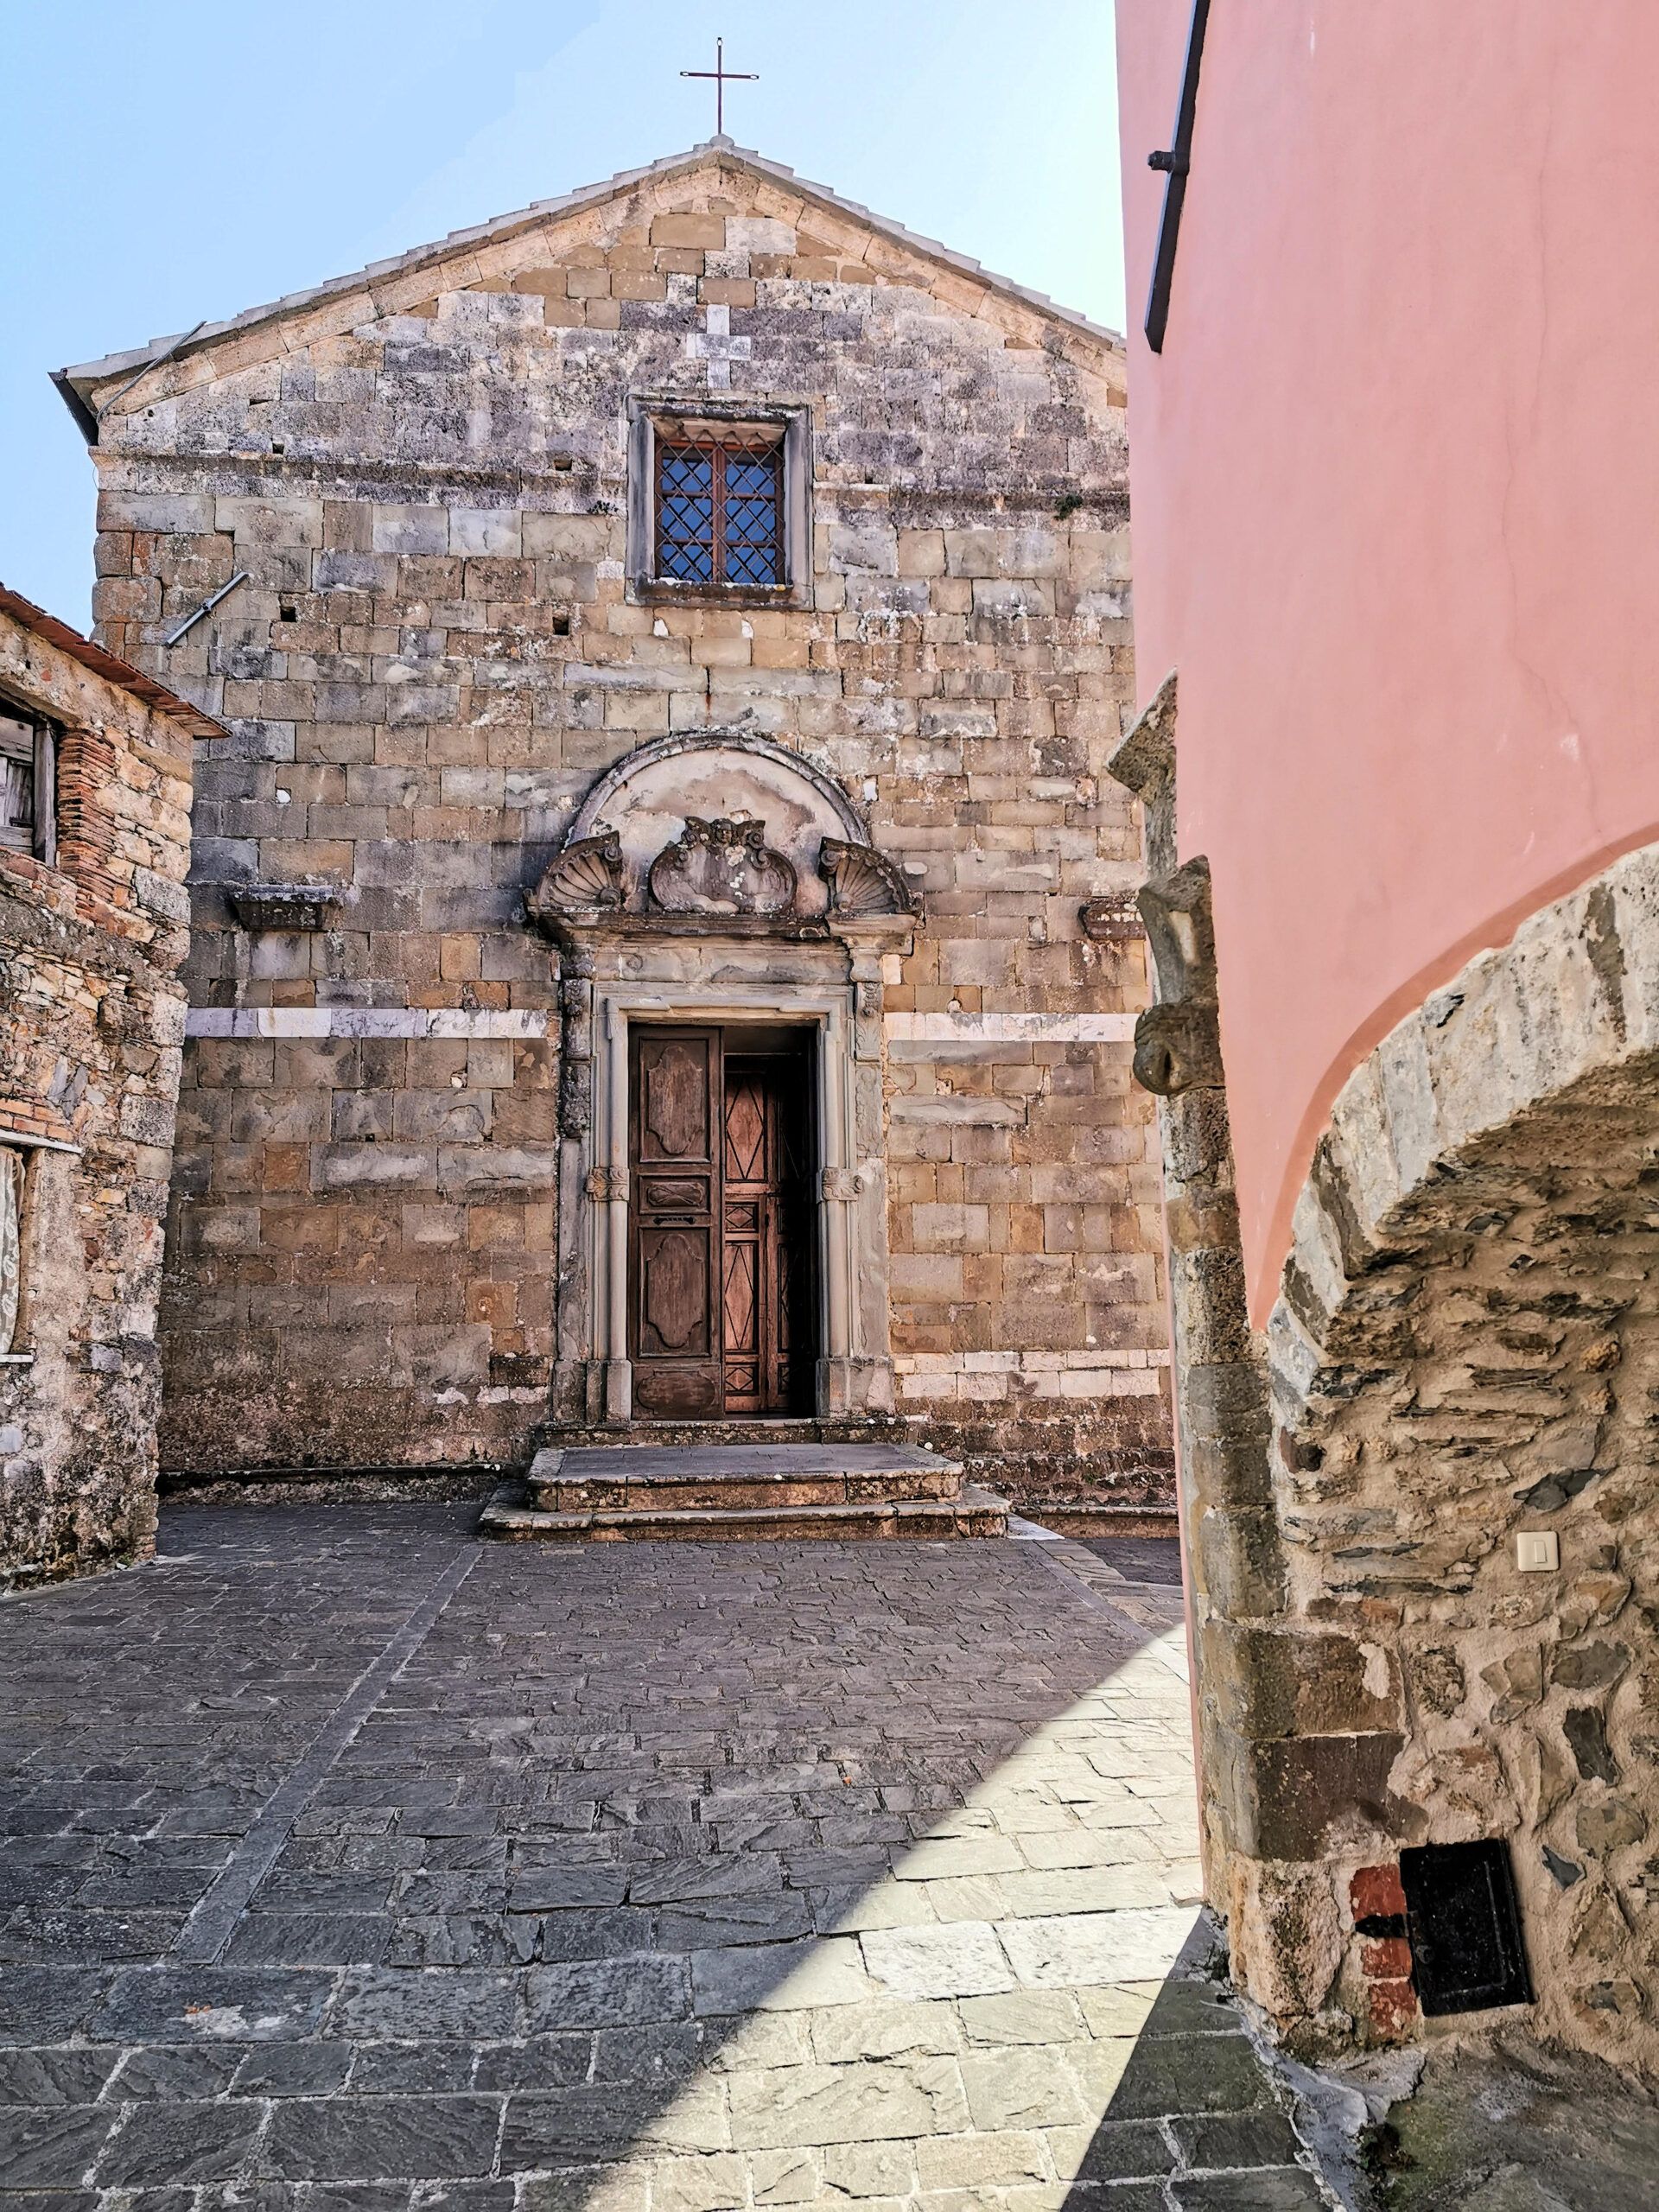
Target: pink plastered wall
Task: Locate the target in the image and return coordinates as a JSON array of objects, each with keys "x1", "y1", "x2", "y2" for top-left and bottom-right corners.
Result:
[{"x1": 1116, "y1": 3, "x2": 1659, "y2": 1321}]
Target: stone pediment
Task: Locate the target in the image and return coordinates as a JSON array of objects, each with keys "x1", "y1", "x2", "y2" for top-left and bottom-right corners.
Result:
[
  {"x1": 529, "y1": 733, "x2": 919, "y2": 939},
  {"x1": 57, "y1": 142, "x2": 1123, "y2": 444}
]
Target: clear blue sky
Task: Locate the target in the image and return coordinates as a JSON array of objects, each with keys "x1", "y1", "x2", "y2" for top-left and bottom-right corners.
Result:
[{"x1": 2, "y1": 2, "x2": 1123, "y2": 631}]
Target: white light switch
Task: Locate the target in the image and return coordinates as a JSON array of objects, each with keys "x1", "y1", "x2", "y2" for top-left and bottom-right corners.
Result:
[{"x1": 1516, "y1": 1530, "x2": 1560, "y2": 1573}]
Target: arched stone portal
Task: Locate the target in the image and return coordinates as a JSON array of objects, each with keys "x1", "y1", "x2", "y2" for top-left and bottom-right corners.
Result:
[
  {"x1": 1247, "y1": 842, "x2": 1659, "y2": 2066},
  {"x1": 530, "y1": 729, "x2": 919, "y2": 1428},
  {"x1": 1113, "y1": 677, "x2": 1659, "y2": 2071}
]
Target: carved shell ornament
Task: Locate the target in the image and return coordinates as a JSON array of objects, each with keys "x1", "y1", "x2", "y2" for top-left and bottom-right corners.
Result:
[
  {"x1": 647, "y1": 816, "x2": 798, "y2": 915},
  {"x1": 817, "y1": 838, "x2": 920, "y2": 918},
  {"x1": 529, "y1": 830, "x2": 625, "y2": 916}
]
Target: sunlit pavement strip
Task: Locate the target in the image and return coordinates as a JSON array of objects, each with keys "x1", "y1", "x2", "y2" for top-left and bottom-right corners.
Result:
[
  {"x1": 0, "y1": 1504, "x2": 1326, "y2": 2209},
  {"x1": 607, "y1": 1616, "x2": 1208, "y2": 2209}
]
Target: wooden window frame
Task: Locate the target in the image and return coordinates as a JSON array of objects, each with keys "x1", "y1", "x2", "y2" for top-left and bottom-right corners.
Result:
[
  {"x1": 0, "y1": 703, "x2": 56, "y2": 868},
  {"x1": 626, "y1": 397, "x2": 812, "y2": 610},
  {"x1": 0, "y1": 1135, "x2": 76, "y2": 1367}
]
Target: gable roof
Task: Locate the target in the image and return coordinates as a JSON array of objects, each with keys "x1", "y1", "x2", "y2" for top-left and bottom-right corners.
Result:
[
  {"x1": 0, "y1": 582, "x2": 226, "y2": 741},
  {"x1": 53, "y1": 136, "x2": 1125, "y2": 443}
]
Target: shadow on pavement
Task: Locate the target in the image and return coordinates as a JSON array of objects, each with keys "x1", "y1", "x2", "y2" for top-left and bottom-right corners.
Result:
[
  {"x1": 0, "y1": 1498, "x2": 1296, "y2": 2203},
  {"x1": 1061, "y1": 1913, "x2": 1326, "y2": 2209}
]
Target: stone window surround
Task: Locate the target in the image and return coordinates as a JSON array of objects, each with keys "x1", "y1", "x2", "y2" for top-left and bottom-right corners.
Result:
[
  {"x1": 573, "y1": 977, "x2": 892, "y2": 1426},
  {"x1": 625, "y1": 395, "x2": 813, "y2": 611}
]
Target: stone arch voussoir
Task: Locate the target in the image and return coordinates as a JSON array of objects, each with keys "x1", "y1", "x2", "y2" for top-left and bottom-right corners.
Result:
[{"x1": 1261, "y1": 840, "x2": 1659, "y2": 2068}]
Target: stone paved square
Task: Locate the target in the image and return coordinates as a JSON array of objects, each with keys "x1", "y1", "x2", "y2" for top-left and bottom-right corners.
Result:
[{"x1": 0, "y1": 1503, "x2": 1332, "y2": 2206}]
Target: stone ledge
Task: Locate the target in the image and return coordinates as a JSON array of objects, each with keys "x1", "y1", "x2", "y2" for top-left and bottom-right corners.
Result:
[{"x1": 478, "y1": 1478, "x2": 1010, "y2": 1542}]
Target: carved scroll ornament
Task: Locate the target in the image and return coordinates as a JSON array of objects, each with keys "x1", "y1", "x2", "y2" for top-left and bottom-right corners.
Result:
[
  {"x1": 647, "y1": 817, "x2": 797, "y2": 915},
  {"x1": 820, "y1": 1166, "x2": 868, "y2": 1201},
  {"x1": 817, "y1": 837, "x2": 919, "y2": 918}
]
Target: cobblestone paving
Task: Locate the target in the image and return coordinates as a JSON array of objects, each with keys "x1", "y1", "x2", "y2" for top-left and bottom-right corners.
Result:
[{"x1": 0, "y1": 1504, "x2": 1332, "y2": 2208}]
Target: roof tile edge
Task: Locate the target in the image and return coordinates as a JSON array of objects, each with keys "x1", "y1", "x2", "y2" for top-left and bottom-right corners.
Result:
[{"x1": 54, "y1": 138, "x2": 1125, "y2": 429}]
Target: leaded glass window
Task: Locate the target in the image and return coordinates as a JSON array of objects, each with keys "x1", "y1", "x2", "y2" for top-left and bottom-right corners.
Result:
[{"x1": 656, "y1": 430, "x2": 784, "y2": 586}]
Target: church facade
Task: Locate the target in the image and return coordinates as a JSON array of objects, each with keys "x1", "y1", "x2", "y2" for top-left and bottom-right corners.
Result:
[{"x1": 56, "y1": 141, "x2": 1170, "y2": 1512}]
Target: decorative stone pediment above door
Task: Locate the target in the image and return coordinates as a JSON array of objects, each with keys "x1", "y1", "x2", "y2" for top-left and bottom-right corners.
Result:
[{"x1": 527, "y1": 729, "x2": 920, "y2": 935}]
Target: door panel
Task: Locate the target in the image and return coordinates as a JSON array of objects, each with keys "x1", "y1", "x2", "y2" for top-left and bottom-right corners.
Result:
[
  {"x1": 639, "y1": 1037, "x2": 712, "y2": 1161},
  {"x1": 629, "y1": 1029, "x2": 721, "y2": 1416},
  {"x1": 722, "y1": 1051, "x2": 815, "y2": 1416},
  {"x1": 628, "y1": 1027, "x2": 816, "y2": 1420},
  {"x1": 640, "y1": 1228, "x2": 710, "y2": 1354}
]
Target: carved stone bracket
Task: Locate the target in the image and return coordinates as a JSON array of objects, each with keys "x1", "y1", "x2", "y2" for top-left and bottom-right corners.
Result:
[
  {"x1": 530, "y1": 832, "x2": 625, "y2": 922},
  {"x1": 1132, "y1": 1001, "x2": 1224, "y2": 1096},
  {"x1": 585, "y1": 1166, "x2": 627, "y2": 1201},
  {"x1": 821, "y1": 1166, "x2": 868, "y2": 1201},
  {"x1": 1106, "y1": 668, "x2": 1177, "y2": 880},
  {"x1": 647, "y1": 817, "x2": 796, "y2": 915},
  {"x1": 229, "y1": 884, "x2": 343, "y2": 932},
  {"x1": 1130, "y1": 856, "x2": 1224, "y2": 1095},
  {"x1": 818, "y1": 838, "x2": 920, "y2": 918},
  {"x1": 1137, "y1": 857, "x2": 1217, "y2": 1007}
]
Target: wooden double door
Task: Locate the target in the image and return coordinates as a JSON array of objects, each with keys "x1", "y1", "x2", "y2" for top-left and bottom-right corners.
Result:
[{"x1": 628, "y1": 1026, "x2": 817, "y2": 1420}]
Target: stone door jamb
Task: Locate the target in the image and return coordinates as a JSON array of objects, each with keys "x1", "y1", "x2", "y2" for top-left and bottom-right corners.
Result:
[{"x1": 576, "y1": 976, "x2": 892, "y2": 1425}]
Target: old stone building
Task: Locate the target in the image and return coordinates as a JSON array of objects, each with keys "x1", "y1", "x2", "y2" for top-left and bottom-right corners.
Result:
[
  {"x1": 53, "y1": 139, "x2": 1172, "y2": 1514},
  {"x1": 0, "y1": 584, "x2": 203, "y2": 1586}
]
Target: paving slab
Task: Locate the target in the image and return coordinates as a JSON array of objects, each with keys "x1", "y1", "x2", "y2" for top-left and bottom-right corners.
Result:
[
  {"x1": 1353, "y1": 2028, "x2": 1659, "y2": 2210},
  {"x1": 0, "y1": 1498, "x2": 1332, "y2": 2206}
]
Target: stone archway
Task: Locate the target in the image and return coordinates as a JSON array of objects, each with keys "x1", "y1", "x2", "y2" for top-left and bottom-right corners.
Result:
[{"x1": 1236, "y1": 842, "x2": 1659, "y2": 2067}]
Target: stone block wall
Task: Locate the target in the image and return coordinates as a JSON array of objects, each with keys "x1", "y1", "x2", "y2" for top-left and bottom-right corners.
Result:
[
  {"x1": 70, "y1": 145, "x2": 1171, "y2": 1498},
  {"x1": 0, "y1": 589, "x2": 199, "y2": 1586}
]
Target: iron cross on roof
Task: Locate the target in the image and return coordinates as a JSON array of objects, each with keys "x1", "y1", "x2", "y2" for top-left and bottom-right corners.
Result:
[{"x1": 681, "y1": 38, "x2": 758, "y2": 137}]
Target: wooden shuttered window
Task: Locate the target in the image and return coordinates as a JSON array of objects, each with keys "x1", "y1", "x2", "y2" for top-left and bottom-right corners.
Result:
[{"x1": 0, "y1": 709, "x2": 54, "y2": 866}]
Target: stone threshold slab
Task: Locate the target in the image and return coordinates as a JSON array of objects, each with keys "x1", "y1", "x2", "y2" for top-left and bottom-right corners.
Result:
[
  {"x1": 478, "y1": 1480, "x2": 1009, "y2": 1542},
  {"x1": 534, "y1": 1474, "x2": 962, "y2": 1512},
  {"x1": 537, "y1": 1442, "x2": 965, "y2": 1482}
]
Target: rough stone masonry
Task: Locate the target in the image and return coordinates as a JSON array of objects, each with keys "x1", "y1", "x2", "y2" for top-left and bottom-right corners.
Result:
[
  {"x1": 54, "y1": 139, "x2": 1173, "y2": 1513},
  {"x1": 0, "y1": 586, "x2": 207, "y2": 1586},
  {"x1": 1115, "y1": 672, "x2": 1659, "y2": 2080}
]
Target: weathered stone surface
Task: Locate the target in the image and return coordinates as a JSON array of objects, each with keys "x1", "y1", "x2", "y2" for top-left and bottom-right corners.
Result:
[
  {"x1": 0, "y1": 596, "x2": 200, "y2": 1586},
  {"x1": 1376, "y1": 2031, "x2": 1659, "y2": 2212},
  {"x1": 73, "y1": 147, "x2": 1168, "y2": 1503},
  {"x1": 1205, "y1": 1626, "x2": 1402, "y2": 1741},
  {"x1": 1225, "y1": 1730, "x2": 1408, "y2": 1863}
]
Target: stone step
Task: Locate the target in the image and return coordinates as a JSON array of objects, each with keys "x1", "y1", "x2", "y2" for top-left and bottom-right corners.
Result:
[
  {"x1": 524, "y1": 1441, "x2": 965, "y2": 1514},
  {"x1": 479, "y1": 1480, "x2": 1010, "y2": 1544},
  {"x1": 531, "y1": 1414, "x2": 907, "y2": 1452}
]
